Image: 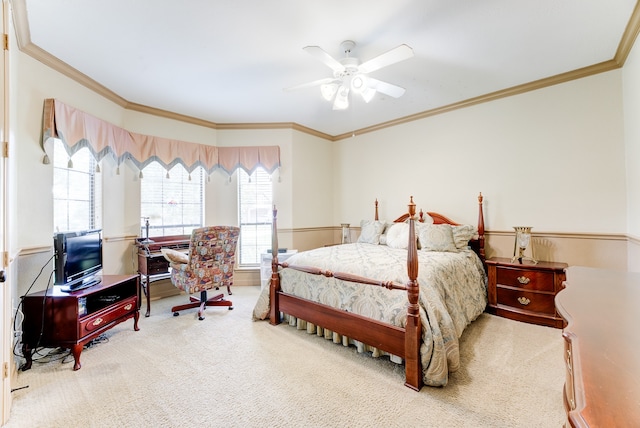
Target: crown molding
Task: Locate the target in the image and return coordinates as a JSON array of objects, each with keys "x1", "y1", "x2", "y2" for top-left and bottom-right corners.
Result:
[
  {"x1": 615, "y1": 0, "x2": 640, "y2": 65},
  {"x1": 11, "y1": 0, "x2": 640, "y2": 142},
  {"x1": 333, "y1": 60, "x2": 621, "y2": 141}
]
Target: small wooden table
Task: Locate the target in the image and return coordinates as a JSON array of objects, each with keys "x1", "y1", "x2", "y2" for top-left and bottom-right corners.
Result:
[
  {"x1": 486, "y1": 257, "x2": 567, "y2": 328},
  {"x1": 136, "y1": 235, "x2": 189, "y2": 317},
  {"x1": 21, "y1": 275, "x2": 140, "y2": 371}
]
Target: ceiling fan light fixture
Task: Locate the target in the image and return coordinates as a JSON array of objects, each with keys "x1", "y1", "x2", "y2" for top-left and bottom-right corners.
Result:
[
  {"x1": 350, "y1": 74, "x2": 367, "y2": 93},
  {"x1": 320, "y1": 83, "x2": 338, "y2": 101},
  {"x1": 333, "y1": 85, "x2": 350, "y2": 110},
  {"x1": 291, "y1": 40, "x2": 414, "y2": 110}
]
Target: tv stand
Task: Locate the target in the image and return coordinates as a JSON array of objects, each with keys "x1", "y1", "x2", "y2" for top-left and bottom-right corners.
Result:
[{"x1": 21, "y1": 274, "x2": 140, "y2": 371}]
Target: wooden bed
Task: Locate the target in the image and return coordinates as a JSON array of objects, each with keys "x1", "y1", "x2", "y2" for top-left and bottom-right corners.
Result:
[{"x1": 266, "y1": 193, "x2": 486, "y2": 391}]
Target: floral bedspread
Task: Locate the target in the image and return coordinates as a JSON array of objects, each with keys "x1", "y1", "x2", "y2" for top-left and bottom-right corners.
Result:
[{"x1": 253, "y1": 243, "x2": 487, "y2": 386}]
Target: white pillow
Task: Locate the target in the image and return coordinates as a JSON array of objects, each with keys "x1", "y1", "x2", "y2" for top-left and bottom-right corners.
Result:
[
  {"x1": 161, "y1": 248, "x2": 189, "y2": 264},
  {"x1": 357, "y1": 220, "x2": 385, "y2": 244},
  {"x1": 378, "y1": 222, "x2": 395, "y2": 245},
  {"x1": 451, "y1": 224, "x2": 477, "y2": 249},
  {"x1": 418, "y1": 224, "x2": 458, "y2": 252},
  {"x1": 385, "y1": 223, "x2": 410, "y2": 249}
]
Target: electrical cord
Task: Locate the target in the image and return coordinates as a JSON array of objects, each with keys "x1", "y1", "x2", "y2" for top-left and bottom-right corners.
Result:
[
  {"x1": 13, "y1": 253, "x2": 54, "y2": 333},
  {"x1": 13, "y1": 254, "x2": 55, "y2": 360}
]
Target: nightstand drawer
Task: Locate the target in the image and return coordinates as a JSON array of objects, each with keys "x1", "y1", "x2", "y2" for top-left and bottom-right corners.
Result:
[
  {"x1": 496, "y1": 268, "x2": 554, "y2": 292},
  {"x1": 496, "y1": 287, "x2": 556, "y2": 315}
]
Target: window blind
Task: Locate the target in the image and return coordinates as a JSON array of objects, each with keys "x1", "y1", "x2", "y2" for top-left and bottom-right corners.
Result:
[
  {"x1": 53, "y1": 139, "x2": 102, "y2": 232},
  {"x1": 140, "y1": 162, "x2": 204, "y2": 237},
  {"x1": 238, "y1": 168, "x2": 272, "y2": 265}
]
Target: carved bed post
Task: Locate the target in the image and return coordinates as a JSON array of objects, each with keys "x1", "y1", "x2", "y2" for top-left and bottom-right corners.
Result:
[
  {"x1": 477, "y1": 192, "x2": 485, "y2": 261},
  {"x1": 374, "y1": 198, "x2": 379, "y2": 221},
  {"x1": 404, "y1": 196, "x2": 422, "y2": 391},
  {"x1": 269, "y1": 205, "x2": 281, "y2": 325}
]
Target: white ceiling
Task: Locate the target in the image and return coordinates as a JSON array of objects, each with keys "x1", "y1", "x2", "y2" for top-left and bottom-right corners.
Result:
[{"x1": 20, "y1": 0, "x2": 639, "y2": 137}]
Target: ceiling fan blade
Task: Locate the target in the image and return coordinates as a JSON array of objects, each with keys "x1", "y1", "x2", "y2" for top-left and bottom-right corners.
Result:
[
  {"x1": 284, "y1": 77, "x2": 338, "y2": 92},
  {"x1": 358, "y1": 44, "x2": 414, "y2": 74},
  {"x1": 367, "y1": 78, "x2": 406, "y2": 98},
  {"x1": 303, "y1": 46, "x2": 346, "y2": 73}
]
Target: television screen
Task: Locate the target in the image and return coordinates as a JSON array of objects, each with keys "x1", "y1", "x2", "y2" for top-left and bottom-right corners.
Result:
[{"x1": 54, "y1": 229, "x2": 103, "y2": 290}]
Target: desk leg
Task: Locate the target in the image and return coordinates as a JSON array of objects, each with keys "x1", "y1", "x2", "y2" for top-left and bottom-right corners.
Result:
[{"x1": 144, "y1": 274, "x2": 151, "y2": 317}]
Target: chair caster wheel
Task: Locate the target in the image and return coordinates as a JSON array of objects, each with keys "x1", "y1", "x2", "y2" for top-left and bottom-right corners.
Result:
[
  {"x1": 173, "y1": 312, "x2": 179, "y2": 316},
  {"x1": 228, "y1": 306, "x2": 234, "y2": 310},
  {"x1": 198, "y1": 316, "x2": 204, "y2": 321}
]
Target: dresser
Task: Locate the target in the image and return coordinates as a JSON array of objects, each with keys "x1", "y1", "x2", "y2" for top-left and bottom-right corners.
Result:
[
  {"x1": 486, "y1": 257, "x2": 567, "y2": 328},
  {"x1": 555, "y1": 267, "x2": 640, "y2": 427}
]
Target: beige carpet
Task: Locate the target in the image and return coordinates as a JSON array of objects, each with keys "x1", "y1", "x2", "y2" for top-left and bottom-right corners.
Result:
[{"x1": 7, "y1": 286, "x2": 565, "y2": 428}]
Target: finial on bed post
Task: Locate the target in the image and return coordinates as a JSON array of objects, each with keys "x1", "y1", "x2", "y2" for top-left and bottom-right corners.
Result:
[
  {"x1": 405, "y1": 196, "x2": 422, "y2": 390},
  {"x1": 270, "y1": 204, "x2": 281, "y2": 325},
  {"x1": 477, "y1": 193, "x2": 485, "y2": 260},
  {"x1": 374, "y1": 198, "x2": 379, "y2": 221}
]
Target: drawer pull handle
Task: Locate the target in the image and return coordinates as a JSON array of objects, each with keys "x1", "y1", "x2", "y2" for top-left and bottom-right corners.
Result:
[
  {"x1": 92, "y1": 317, "x2": 104, "y2": 326},
  {"x1": 517, "y1": 297, "x2": 530, "y2": 306},
  {"x1": 517, "y1": 276, "x2": 530, "y2": 284},
  {"x1": 124, "y1": 304, "x2": 133, "y2": 311}
]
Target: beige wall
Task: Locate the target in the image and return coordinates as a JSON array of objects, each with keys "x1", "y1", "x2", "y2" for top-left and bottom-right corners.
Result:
[
  {"x1": 335, "y1": 70, "x2": 627, "y2": 268},
  {"x1": 336, "y1": 71, "x2": 626, "y2": 233},
  {"x1": 11, "y1": 17, "x2": 640, "y2": 298}
]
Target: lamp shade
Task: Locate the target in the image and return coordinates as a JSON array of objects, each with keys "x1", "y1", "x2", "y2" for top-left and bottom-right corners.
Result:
[{"x1": 333, "y1": 85, "x2": 350, "y2": 110}]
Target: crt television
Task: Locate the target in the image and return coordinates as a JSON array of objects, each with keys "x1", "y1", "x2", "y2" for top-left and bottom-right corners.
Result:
[{"x1": 54, "y1": 229, "x2": 103, "y2": 291}]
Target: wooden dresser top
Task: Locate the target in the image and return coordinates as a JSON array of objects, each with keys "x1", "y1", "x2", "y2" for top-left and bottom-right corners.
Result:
[{"x1": 555, "y1": 266, "x2": 640, "y2": 427}]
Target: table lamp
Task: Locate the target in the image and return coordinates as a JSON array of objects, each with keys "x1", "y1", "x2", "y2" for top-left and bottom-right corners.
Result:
[
  {"x1": 512, "y1": 226, "x2": 537, "y2": 264},
  {"x1": 341, "y1": 223, "x2": 351, "y2": 244}
]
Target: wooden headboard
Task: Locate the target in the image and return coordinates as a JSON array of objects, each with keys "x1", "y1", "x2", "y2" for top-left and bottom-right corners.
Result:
[{"x1": 375, "y1": 193, "x2": 485, "y2": 262}]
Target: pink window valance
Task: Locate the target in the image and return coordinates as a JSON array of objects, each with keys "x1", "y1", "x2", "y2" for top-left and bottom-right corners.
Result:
[{"x1": 41, "y1": 98, "x2": 281, "y2": 175}]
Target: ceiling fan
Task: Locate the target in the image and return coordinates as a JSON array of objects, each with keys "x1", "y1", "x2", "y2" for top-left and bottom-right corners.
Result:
[{"x1": 285, "y1": 40, "x2": 414, "y2": 110}]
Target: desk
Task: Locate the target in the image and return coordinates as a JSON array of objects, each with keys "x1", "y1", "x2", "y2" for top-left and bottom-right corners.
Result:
[{"x1": 136, "y1": 235, "x2": 189, "y2": 316}]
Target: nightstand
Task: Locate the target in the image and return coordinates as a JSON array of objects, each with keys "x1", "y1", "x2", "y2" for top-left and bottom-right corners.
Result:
[
  {"x1": 260, "y1": 250, "x2": 298, "y2": 289},
  {"x1": 486, "y1": 257, "x2": 567, "y2": 328}
]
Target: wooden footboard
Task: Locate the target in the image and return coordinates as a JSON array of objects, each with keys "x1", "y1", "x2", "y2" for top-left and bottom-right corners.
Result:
[{"x1": 268, "y1": 193, "x2": 485, "y2": 391}]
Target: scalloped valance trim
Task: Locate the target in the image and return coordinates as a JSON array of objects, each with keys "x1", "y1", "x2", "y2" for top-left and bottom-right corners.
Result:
[{"x1": 41, "y1": 98, "x2": 281, "y2": 175}]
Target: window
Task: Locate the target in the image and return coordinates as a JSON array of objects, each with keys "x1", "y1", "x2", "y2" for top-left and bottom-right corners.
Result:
[
  {"x1": 238, "y1": 168, "x2": 272, "y2": 265},
  {"x1": 140, "y1": 162, "x2": 204, "y2": 236},
  {"x1": 53, "y1": 139, "x2": 102, "y2": 232}
]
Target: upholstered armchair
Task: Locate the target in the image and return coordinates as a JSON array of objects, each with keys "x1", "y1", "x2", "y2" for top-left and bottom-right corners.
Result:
[{"x1": 168, "y1": 226, "x2": 239, "y2": 320}]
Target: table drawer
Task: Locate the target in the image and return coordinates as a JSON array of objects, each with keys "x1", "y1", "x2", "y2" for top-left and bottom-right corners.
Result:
[
  {"x1": 79, "y1": 296, "x2": 137, "y2": 336},
  {"x1": 147, "y1": 256, "x2": 170, "y2": 275},
  {"x1": 496, "y1": 268, "x2": 554, "y2": 291},
  {"x1": 496, "y1": 287, "x2": 556, "y2": 315}
]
